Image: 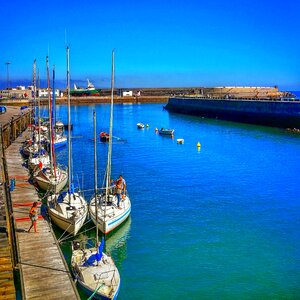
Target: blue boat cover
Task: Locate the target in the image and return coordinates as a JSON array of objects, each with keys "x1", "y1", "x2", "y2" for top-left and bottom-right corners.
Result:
[{"x1": 82, "y1": 237, "x2": 104, "y2": 266}]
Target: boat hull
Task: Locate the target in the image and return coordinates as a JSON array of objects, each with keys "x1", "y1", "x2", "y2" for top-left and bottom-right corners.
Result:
[
  {"x1": 34, "y1": 168, "x2": 68, "y2": 192},
  {"x1": 76, "y1": 278, "x2": 120, "y2": 300},
  {"x1": 89, "y1": 195, "x2": 131, "y2": 234},
  {"x1": 71, "y1": 250, "x2": 120, "y2": 300},
  {"x1": 47, "y1": 193, "x2": 87, "y2": 235},
  {"x1": 54, "y1": 136, "x2": 67, "y2": 149}
]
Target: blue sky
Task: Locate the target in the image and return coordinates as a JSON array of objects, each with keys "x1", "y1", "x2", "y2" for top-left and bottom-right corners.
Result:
[{"x1": 1, "y1": 0, "x2": 300, "y2": 90}]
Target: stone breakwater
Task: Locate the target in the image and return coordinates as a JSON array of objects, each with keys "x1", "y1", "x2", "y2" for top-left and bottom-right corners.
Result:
[{"x1": 165, "y1": 97, "x2": 300, "y2": 129}]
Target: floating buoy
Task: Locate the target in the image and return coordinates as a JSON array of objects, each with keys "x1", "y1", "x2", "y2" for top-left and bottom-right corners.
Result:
[
  {"x1": 197, "y1": 141, "x2": 201, "y2": 148},
  {"x1": 177, "y1": 138, "x2": 184, "y2": 144},
  {"x1": 146, "y1": 124, "x2": 149, "y2": 128}
]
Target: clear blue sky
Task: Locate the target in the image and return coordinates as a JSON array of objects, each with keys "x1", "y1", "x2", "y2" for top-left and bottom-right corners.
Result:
[{"x1": 1, "y1": 0, "x2": 300, "y2": 90}]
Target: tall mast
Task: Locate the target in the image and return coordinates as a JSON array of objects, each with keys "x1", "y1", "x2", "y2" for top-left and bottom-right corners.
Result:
[
  {"x1": 66, "y1": 46, "x2": 72, "y2": 201},
  {"x1": 53, "y1": 65, "x2": 56, "y2": 125},
  {"x1": 105, "y1": 50, "x2": 114, "y2": 218},
  {"x1": 93, "y1": 111, "x2": 98, "y2": 245},
  {"x1": 38, "y1": 68, "x2": 41, "y2": 152},
  {"x1": 32, "y1": 59, "x2": 37, "y2": 127},
  {"x1": 52, "y1": 65, "x2": 57, "y2": 177},
  {"x1": 46, "y1": 56, "x2": 54, "y2": 175}
]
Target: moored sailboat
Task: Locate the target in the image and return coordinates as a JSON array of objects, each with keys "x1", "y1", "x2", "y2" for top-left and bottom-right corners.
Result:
[
  {"x1": 47, "y1": 47, "x2": 87, "y2": 236},
  {"x1": 34, "y1": 57, "x2": 68, "y2": 193},
  {"x1": 89, "y1": 51, "x2": 131, "y2": 235},
  {"x1": 71, "y1": 109, "x2": 120, "y2": 300}
]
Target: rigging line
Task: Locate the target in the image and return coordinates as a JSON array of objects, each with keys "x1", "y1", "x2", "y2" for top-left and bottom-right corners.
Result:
[{"x1": 57, "y1": 223, "x2": 73, "y2": 243}]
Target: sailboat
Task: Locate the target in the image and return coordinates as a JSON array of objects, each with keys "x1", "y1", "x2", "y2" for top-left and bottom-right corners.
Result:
[
  {"x1": 89, "y1": 51, "x2": 131, "y2": 234},
  {"x1": 52, "y1": 65, "x2": 67, "y2": 149},
  {"x1": 21, "y1": 60, "x2": 48, "y2": 158},
  {"x1": 47, "y1": 47, "x2": 87, "y2": 236},
  {"x1": 34, "y1": 57, "x2": 68, "y2": 193},
  {"x1": 27, "y1": 59, "x2": 50, "y2": 171},
  {"x1": 71, "y1": 110, "x2": 121, "y2": 300}
]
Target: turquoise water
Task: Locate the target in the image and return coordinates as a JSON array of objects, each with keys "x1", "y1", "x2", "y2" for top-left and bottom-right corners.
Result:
[{"x1": 51, "y1": 103, "x2": 300, "y2": 300}]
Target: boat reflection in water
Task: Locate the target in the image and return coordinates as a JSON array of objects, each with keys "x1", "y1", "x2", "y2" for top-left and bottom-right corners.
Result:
[{"x1": 105, "y1": 217, "x2": 131, "y2": 264}]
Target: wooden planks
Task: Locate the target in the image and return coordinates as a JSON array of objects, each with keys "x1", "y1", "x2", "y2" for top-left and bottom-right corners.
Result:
[
  {"x1": 0, "y1": 125, "x2": 16, "y2": 300},
  {"x1": 5, "y1": 130, "x2": 79, "y2": 300}
]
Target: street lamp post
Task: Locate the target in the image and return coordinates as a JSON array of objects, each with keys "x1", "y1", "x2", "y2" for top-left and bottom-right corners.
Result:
[{"x1": 5, "y1": 62, "x2": 11, "y2": 89}]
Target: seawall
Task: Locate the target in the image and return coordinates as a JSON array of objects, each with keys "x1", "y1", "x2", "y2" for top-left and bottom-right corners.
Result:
[
  {"x1": 0, "y1": 95, "x2": 169, "y2": 106},
  {"x1": 165, "y1": 97, "x2": 300, "y2": 129}
]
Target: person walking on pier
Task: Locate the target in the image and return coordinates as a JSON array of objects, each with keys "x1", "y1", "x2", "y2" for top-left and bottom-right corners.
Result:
[{"x1": 28, "y1": 202, "x2": 38, "y2": 233}]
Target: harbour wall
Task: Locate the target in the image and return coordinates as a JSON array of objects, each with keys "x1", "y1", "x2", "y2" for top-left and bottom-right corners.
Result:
[
  {"x1": 0, "y1": 95, "x2": 169, "y2": 106},
  {"x1": 165, "y1": 97, "x2": 300, "y2": 129}
]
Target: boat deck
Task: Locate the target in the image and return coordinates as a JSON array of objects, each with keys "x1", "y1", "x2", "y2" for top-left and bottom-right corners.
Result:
[{"x1": 5, "y1": 130, "x2": 79, "y2": 299}]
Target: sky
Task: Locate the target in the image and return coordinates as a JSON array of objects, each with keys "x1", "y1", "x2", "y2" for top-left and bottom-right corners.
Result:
[{"x1": 1, "y1": 0, "x2": 300, "y2": 90}]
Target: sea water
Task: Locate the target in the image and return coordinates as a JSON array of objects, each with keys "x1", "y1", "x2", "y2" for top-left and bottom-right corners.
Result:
[{"x1": 51, "y1": 103, "x2": 300, "y2": 300}]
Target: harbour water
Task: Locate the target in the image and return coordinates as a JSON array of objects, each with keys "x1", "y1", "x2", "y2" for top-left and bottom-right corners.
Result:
[{"x1": 50, "y1": 103, "x2": 300, "y2": 299}]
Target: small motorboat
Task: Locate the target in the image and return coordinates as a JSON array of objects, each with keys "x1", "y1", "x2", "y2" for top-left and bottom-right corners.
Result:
[
  {"x1": 99, "y1": 131, "x2": 109, "y2": 142},
  {"x1": 158, "y1": 128, "x2": 174, "y2": 136},
  {"x1": 137, "y1": 123, "x2": 144, "y2": 129}
]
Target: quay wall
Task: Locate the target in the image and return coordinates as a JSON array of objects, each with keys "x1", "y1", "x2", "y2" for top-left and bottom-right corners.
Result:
[
  {"x1": 165, "y1": 97, "x2": 300, "y2": 129},
  {"x1": 0, "y1": 95, "x2": 169, "y2": 106}
]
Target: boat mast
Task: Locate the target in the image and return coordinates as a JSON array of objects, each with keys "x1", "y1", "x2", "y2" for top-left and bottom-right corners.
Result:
[
  {"x1": 53, "y1": 65, "x2": 56, "y2": 124},
  {"x1": 93, "y1": 110, "x2": 99, "y2": 246},
  {"x1": 105, "y1": 50, "x2": 114, "y2": 219},
  {"x1": 52, "y1": 65, "x2": 57, "y2": 179},
  {"x1": 46, "y1": 56, "x2": 54, "y2": 175},
  {"x1": 66, "y1": 46, "x2": 72, "y2": 202},
  {"x1": 32, "y1": 59, "x2": 36, "y2": 128},
  {"x1": 38, "y1": 68, "x2": 41, "y2": 153}
]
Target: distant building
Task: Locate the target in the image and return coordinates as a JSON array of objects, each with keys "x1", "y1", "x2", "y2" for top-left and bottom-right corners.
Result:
[
  {"x1": 122, "y1": 90, "x2": 133, "y2": 97},
  {"x1": 38, "y1": 88, "x2": 62, "y2": 98},
  {"x1": 0, "y1": 88, "x2": 30, "y2": 99}
]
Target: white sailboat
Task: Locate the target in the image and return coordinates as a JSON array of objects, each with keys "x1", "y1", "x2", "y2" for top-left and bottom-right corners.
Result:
[
  {"x1": 47, "y1": 47, "x2": 87, "y2": 236},
  {"x1": 71, "y1": 109, "x2": 120, "y2": 300},
  {"x1": 52, "y1": 69, "x2": 67, "y2": 149},
  {"x1": 89, "y1": 51, "x2": 131, "y2": 235},
  {"x1": 34, "y1": 57, "x2": 68, "y2": 193}
]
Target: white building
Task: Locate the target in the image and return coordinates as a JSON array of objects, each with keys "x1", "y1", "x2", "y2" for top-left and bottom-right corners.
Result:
[
  {"x1": 122, "y1": 90, "x2": 133, "y2": 97},
  {"x1": 38, "y1": 88, "x2": 61, "y2": 98}
]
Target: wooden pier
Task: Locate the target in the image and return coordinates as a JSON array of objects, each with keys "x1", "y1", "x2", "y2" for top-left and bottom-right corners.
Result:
[
  {"x1": 2, "y1": 129, "x2": 80, "y2": 299},
  {"x1": 0, "y1": 133, "x2": 16, "y2": 299}
]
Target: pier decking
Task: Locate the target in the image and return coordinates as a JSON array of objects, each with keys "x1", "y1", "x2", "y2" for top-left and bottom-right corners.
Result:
[
  {"x1": 4, "y1": 131, "x2": 79, "y2": 299},
  {"x1": 0, "y1": 136, "x2": 16, "y2": 299}
]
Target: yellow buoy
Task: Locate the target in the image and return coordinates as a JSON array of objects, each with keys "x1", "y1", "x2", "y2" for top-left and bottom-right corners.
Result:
[{"x1": 197, "y1": 141, "x2": 201, "y2": 148}]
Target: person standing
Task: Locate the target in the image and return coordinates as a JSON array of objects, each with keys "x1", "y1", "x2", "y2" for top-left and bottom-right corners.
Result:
[
  {"x1": 28, "y1": 202, "x2": 38, "y2": 233},
  {"x1": 115, "y1": 175, "x2": 126, "y2": 209}
]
